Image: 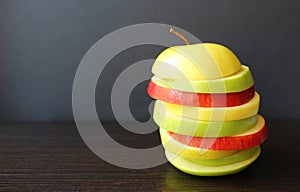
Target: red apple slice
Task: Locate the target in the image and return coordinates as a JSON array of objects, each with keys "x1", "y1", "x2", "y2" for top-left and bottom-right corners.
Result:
[
  {"x1": 147, "y1": 80, "x2": 255, "y2": 107},
  {"x1": 168, "y1": 115, "x2": 267, "y2": 150}
]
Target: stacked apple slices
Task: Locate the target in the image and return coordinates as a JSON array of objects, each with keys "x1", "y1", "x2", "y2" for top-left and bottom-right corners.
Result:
[{"x1": 147, "y1": 43, "x2": 267, "y2": 176}]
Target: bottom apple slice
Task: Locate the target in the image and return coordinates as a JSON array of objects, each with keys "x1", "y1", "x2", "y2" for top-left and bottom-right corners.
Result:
[
  {"x1": 165, "y1": 147, "x2": 261, "y2": 176},
  {"x1": 186, "y1": 146, "x2": 259, "y2": 166}
]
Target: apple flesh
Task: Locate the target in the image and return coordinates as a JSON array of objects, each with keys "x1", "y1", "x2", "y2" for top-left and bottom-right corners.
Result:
[
  {"x1": 148, "y1": 80, "x2": 255, "y2": 107},
  {"x1": 165, "y1": 147, "x2": 261, "y2": 176},
  {"x1": 152, "y1": 43, "x2": 242, "y2": 80},
  {"x1": 168, "y1": 115, "x2": 267, "y2": 150}
]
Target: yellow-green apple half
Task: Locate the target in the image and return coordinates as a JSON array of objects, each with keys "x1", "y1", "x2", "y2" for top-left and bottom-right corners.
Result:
[
  {"x1": 166, "y1": 115, "x2": 267, "y2": 150},
  {"x1": 152, "y1": 43, "x2": 242, "y2": 80},
  {"x1": 153, "y1": 103, "x2": 258, "y2": 137},
  {"x1": 165, "y1": 147, "x2": 261, "y2": 176},
  {"x1": 157, "y1": 92, "x2": 260, "y2": 121}
]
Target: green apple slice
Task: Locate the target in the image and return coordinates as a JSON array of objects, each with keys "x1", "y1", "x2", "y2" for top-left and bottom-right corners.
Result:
[
  {"x1": 153, "y1": 102, "x2": 257, "y2": 137},
  {"x1": 185, "y1": 146, "x2": 259, "y2": 166},
  {"x1": 165, "y1": 147, "x2": 261, "y2": 176},
  {"x1": 152, "y1": 43, "x2": 242, "y2": 80},
  {"x1": 156, "y1": 92, "x2": 260, "y2": 121},
  {"x1": 152, "y1": 65, "x2": 254, "y2": 93},
  {"x1": 160, "y1": 127, "x2": 237, "y2": 160}
]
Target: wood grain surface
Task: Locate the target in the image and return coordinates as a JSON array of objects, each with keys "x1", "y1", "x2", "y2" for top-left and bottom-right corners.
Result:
[{"x1": 0, "y1": 121, "x2": 299, "y2": 191}]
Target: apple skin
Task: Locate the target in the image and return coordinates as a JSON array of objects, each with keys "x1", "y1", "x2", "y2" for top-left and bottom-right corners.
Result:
[
  {"x1": 157, "y1": 92, "x2": 260, "y2": 121},
  {"x1": 152, "y1": 43, "x2": 242, "y2": 80},
  {"x1": 153, "y1": 104, "x2": 258, "y2": 137},
  {"x1": 168, "y1": 115, "x2": 267, "y2": 150},
  {"x1": 186, "y1": 146, "x2": 259, "y2": 166},
  {"x1": 152, "y1": 65, "x2": 254, "y2": 93},
  {"x1": 165, "y1": 147, "x2": 261, "y2": 176}
]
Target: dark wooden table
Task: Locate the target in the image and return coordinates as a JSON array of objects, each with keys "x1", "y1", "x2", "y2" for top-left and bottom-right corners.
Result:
[{"x1": 0, "y1": 121, "x2": 299, "y2": 191}]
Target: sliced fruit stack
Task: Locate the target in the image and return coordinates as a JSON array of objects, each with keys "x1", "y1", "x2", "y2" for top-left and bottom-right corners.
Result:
[{"x1": 147, "y1": 36, "x2": 267, "y2": 176}]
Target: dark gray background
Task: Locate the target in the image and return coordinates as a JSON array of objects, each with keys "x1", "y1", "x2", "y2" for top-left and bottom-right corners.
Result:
[{"x1": 0, "y1": 0, "x2": 299, "y2": 122}]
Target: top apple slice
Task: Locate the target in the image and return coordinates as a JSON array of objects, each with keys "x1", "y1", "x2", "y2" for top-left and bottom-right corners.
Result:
[{"x1": 152, "y1": 43, "x2": 242, "y2": 80}]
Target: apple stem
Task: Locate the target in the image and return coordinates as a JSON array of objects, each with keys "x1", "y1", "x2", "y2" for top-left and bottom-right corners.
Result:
[{"x1": 169, "y1": 28, "x2": 190, "y2": 45}]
